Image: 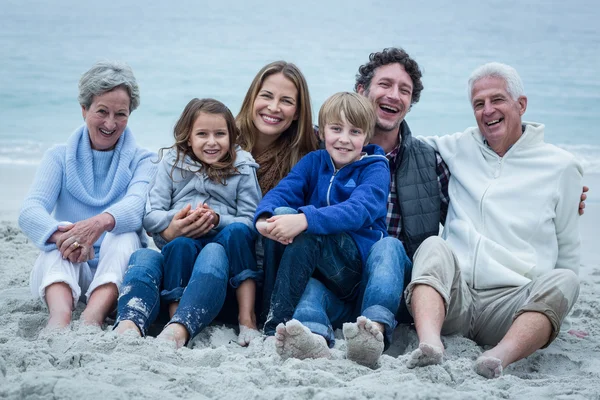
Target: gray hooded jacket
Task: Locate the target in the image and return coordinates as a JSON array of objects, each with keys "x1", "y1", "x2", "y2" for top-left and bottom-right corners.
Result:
[{"x1": 143, "y1": 145, "x2": 261, "y2": 249}]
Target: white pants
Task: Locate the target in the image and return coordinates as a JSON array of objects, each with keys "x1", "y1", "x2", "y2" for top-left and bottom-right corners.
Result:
[{"x1": 30, "y1": 232, "x2": 141, "y2": 308}]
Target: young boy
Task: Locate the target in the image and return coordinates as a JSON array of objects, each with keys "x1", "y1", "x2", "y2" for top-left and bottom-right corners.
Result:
[{"x1": 254, "y1": 92, "x2": 390, "y2": 359}]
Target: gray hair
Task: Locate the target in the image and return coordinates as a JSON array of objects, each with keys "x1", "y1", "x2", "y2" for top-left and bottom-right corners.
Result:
[
  {"x1": 78, "y1": 60, "x2": 140, "y2": 112},
  {"x1": 468, "y1": 62, "x2": 524, "y2": 102}
]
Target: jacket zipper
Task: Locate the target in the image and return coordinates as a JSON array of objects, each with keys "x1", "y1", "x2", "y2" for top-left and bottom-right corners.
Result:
[{"x1": 472, "y1": 150, "x2": 504, "y2": 288}]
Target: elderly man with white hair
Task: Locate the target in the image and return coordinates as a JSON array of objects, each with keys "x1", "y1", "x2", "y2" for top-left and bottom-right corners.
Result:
[{"x1": 404, "y1": 62, "x2": 583, "y2": 378}]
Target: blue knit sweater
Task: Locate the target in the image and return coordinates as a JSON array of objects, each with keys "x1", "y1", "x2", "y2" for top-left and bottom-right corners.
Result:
[
  {"x1": 19, "y1": 125, "x2": 157, "y2": 262},
  {"x1": 254, "y1": 144, "x2": 390, "y2": 265}
]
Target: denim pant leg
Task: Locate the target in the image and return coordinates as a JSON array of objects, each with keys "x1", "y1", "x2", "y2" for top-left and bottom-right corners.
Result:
[
  {"x1": 260, "y1": 238, "x2": 286, "y2": 323},
  {"x1": 115, "y1": 248, "x2": 164, "y2": 336},
  {"x1": 212, "y1": 223, "x2": 262, "y2": 288},
  {"x1": 169, "y1": 242, "x2": 229, "y2": 340},
  {"x1": 263, "y1": 232, "x2": 361, "y2": 336},
  {"x1": 161, "y1": 237, "x2": 203, "y2": 303},
  {"x1": 293, "y1": 278, "x2": 355, "y2": 347},
  {"x1": 259, "y1": 207, "x2": 297, "y2": 323},
  {"x1": 359, "y1": 237, "x2": 412, "y2": 347}
]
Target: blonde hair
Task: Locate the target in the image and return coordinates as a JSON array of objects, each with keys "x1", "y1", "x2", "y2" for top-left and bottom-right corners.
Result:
[
  {"x1": 236, "y1": 61, "x2": 317, "y2": 180},
  {"x1": 159, "y1": 98, "x2": 239, "y2": 184},
  {"x1": 318, "y1": 92, "x2": 376, "y2": 143}
]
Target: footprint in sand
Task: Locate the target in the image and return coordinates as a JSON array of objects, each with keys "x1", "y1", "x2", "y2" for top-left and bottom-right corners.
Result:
[{"x1": 17, "y1": 314, "x2": 47, "y2": 340}]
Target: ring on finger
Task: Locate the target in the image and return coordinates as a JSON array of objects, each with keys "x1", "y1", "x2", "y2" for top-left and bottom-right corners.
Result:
[{"x1": 72, "y1": 241, "x2": 80, "y2": 249}]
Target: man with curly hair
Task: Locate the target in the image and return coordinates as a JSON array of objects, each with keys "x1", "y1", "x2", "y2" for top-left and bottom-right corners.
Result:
[{"x1": 277, "y1": 48, "x2": 449, "y2": 367}]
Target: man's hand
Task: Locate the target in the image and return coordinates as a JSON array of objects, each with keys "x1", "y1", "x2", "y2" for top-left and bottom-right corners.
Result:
[
  {"x1": 267, "y1": 214, "x2": 308, "y2": 245},
  {"x1": 579, "y1": 186, "x2": 588, "y2": 215}
]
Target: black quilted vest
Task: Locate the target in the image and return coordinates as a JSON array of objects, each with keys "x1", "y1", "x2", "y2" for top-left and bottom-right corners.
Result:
[{"x1": 394, "y1": 121, "x2": 441, "y2": 259}]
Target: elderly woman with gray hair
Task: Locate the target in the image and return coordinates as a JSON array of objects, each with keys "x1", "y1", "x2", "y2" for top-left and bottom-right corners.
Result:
[{"x1": 19, "y1": 61, "x2": 156, "y2": 330}]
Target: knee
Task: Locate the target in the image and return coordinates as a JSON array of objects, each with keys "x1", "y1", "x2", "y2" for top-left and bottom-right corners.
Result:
[
  {"x1": 367, "y1": 238, "x2": 410, "y2": 269},
  {"x1": 273, "y1": 207, "x2": 297, "y2": 216},
  {"x1": 195, "y1": 243, "x2": 228, "y2": 277},
  {"x1": 547, "y1": 268, "x2": 580, "y2": 299},
  {"x1": 127, "y1": 249, "x2": 163, "y2": 276}
]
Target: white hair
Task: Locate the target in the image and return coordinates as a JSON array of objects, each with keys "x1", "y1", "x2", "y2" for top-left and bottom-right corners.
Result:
[{"x1": 468, "y1": 62, "x2": 525, "y2": 102}]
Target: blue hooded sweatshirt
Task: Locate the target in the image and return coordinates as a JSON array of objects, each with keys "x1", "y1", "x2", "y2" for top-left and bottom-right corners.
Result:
[{"x1": 254, "y1": 144, "x2": 390, "y2": 265}]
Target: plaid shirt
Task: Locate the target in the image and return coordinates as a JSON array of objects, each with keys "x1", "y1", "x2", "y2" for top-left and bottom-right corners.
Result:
[{"x1": 385, "y1": 144, "x2": 450, "y2": 239}]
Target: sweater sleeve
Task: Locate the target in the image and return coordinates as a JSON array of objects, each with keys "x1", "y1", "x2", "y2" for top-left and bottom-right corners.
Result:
[
  {"x1": 253, "y1": 155, "x2": 312, "y2": 223},
  {"x1": 142, "y1": 158, "x2": 178, "y2": 234},
  {"x1": 217, "y1": 165, "x2": 262, "y2": 230},
  {"x1": 18, "y1": 147, "x2": 65, "y2": 251},
  {"x1": 554, "y1": 158, "x2": 583, "y2": 275},
  {"x1": 299, "y1": 160, "x2": 390, "y2": 235},
  {"x1": 104, "y1": 148, "x2": 158, "y2": 234},
  {"x1": 417, "y1": 132, "x2": 462, "y2": 163}
]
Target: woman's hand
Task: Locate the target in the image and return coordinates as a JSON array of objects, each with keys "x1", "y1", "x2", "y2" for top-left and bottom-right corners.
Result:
[
  {"x1": 55, "y1": 213, "x2": 114, "y2": 262},
  {"x1": 160, "y1": 204, "x2": 215, "y2": 242}
]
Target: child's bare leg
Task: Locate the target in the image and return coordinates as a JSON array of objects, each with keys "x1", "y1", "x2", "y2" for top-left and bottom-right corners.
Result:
[
  {"x1": 81, "y1": 283, "x2": 118, "y2": 326},
  {"x1": 157, "y1": 323, "x2": 189, "y2": 349},
  {"x1": 236, "y1": 279, "x2": 260, "y2": 346},
  {"x1": 168, "y1": 301, "x2": 179, "y2": 319},
  {"x1": 343, "y1": 316, "x2": 385, "y2": 368},
  {"x1": 114, "y1": 320, "x2": 142, "y2": 336},
  {"x1": 45, "y1": 282, "x2": 73, "y2": 329},
  {"x1": 274, "y1": 319, "x2": 330, "y2": 360}
]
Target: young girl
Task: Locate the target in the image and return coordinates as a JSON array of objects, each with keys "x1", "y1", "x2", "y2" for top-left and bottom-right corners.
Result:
[
  {"x1": 236, "y1": 61, "x2": 318, "y2": 321},
  {"x1": 116, "y1": 98, "x2": 262, "y2": 348}
]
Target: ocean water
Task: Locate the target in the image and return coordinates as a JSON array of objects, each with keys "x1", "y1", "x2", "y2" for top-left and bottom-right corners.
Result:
[{"x1": 1, "y1": 0, "x2": 599, "y2": 173}]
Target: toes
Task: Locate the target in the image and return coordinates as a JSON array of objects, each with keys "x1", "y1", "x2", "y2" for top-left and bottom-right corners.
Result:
[
  {"x1": 342, "y1": 322, "x2": 359, "y2": 339},
  {"x1": 275, "y1": 323, "x2": 286, "y2": 335},
  {"x1": 285, "y1": 320, "x2": 305, "y2": 336}
]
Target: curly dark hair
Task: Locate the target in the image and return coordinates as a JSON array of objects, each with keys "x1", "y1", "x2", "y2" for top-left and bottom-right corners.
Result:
[{"x1": 354, "y1": 47, "x2": 424, "y2": 106}]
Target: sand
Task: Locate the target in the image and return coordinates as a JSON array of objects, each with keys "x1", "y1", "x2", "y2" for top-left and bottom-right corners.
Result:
[{"x1": 0, "y1": 172, "x2": 598, "y2": 399}]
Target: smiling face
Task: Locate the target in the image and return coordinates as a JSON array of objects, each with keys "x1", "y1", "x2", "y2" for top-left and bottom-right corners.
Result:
[
  {"x1": 358, "y1": 63, "x2": 413, "y2": 134},
  {"x1": 471, "y1": 76, "x2": 527, "y2": 156},
  {"x1": 323, "y1": 112, "x2": 367, "y2": 169},
  {"x1": 81, "y1": 87, "x2": 131, "y2": 151},
  {"x1": 252, "y1": 72, "x2": 299, "y2": 142},
  {"x1": 187, "y1": 112, "x2": 230, "y2": 165}
]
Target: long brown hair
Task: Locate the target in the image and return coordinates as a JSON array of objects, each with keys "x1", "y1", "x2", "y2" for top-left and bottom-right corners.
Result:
[
  {"x1": 236, "y1": 61, "x2": 317, "y2": 183},
  {"x1": 159, "y1": 98, "x2": 239, "y2": 184}
]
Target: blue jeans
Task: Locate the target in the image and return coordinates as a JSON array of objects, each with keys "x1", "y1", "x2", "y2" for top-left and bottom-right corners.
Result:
[
  {"x1": 292, "y1": 237, "x2": 412, "y2": 347},
  {"x1": 263, "y1": 232, "x2": 362, "y2": 336},
  {"x1": 115, "y1": 248, "x2": 164, "y2": 335},
  {"x1": 116, "y1": 223, "x2": 261, "y2": 340},
  {"x1": 161, "y1": 223, "x2": 260, "y2": 303}
]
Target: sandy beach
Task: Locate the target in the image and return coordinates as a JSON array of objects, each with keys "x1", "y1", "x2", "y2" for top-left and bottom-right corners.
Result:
[{"x1": 0, "y1": 169, "x2": 599, "y2": 399}]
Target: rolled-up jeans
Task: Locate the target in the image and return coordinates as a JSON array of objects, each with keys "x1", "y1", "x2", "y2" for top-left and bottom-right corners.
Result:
[
  {"x1": 263, "y1": 231, "x2": 362, "y2": 336},
  {"x1": 116, "y1": 223, "x2": 261, "y2": 340},
  {"x1": 291, "y1": 236, "x2": 411, "y2": 347}
]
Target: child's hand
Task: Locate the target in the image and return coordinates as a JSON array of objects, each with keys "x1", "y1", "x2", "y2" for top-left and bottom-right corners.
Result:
[
  {"x1": 256, "y1": 217, "x2": 277, "y2": 241},
  {"x1": 267, "y1": 214, "x2": 308, "y2": 244},
  {"x1": 161, "y1": 204, "x2": 215, "y2": 241}
]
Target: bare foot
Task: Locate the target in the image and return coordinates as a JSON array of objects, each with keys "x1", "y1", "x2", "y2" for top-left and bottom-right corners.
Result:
[
  {"x1": 474, "y1": 355, "x2": 503, "y2": 379},
  {"x1": 343, "y1": 316, "x2": 384, "y2": 368},
  {"x1": 157, "y1": 323, "x2": 189, "y2": 349},
  {"x1": 406, "y1": 343, "x2": 444, "y2": 368},
  {"x1": 114, "y1": 320, "x2": 142, "y2": 336},
  {"x1": 46, "y1": 311, "x2": 71, "y2": 330},
  {"x1": 274, "y1": 319, "x2": 330, "y2": 360},
  {"x1": 238, "y1": 325, "x2": 262, "y2": 346},
  {"x1": 80, "y1": 308, "x2": 106, "y2": 327}
]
